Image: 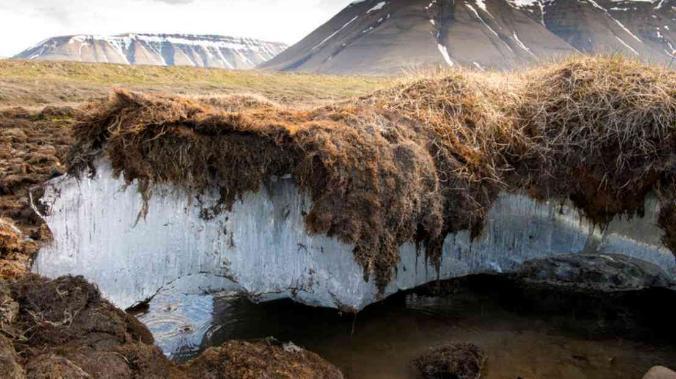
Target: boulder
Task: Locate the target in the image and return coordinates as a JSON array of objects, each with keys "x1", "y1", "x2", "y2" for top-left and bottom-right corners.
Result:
[{"x1": 514, "y1": 254, "x2": 676, "y2": 292}]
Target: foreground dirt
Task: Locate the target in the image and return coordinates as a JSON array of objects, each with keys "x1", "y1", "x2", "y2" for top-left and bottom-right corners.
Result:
[
  {"x1": 0, "y1": 106, "x2": 76, "y2": 279},
  {"x1": 0, "y1": 275, "x2": 343, "y2": 378}
]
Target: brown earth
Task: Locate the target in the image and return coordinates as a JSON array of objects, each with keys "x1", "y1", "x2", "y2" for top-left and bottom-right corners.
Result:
[
  {"x1": 0, "y1": 275, "x2": 343, "y2": 378},
  {"x1": 0, "y1": 106, "x2": 77, "y2": 279},
  {"x1": 185, "y1": 339, "x2": 344, "y2": 379},
  {"x1": 67, "y1": 56, "x2": 675, "y2": 289},
  {"x1": 413, "y1": 343, "x2": 486, "y2": 379}
]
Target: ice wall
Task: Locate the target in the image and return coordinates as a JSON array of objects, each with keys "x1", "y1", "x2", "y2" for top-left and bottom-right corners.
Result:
[{"x1": 32, "y1": 161, "x2": 676, "y2": 312}]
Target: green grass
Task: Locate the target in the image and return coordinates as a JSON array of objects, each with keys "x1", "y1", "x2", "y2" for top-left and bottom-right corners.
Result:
[{"x1": 0, "y1": 60, "x2": 393, "y2": 108}]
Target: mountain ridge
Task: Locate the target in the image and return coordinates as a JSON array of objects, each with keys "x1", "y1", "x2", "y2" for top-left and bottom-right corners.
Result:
[
  {"x1": 15, "y1": 33, "x2": 288, "y2": 69},
  {"x1": 261, "y1": 0, "x2": 675, "y2": 74}
]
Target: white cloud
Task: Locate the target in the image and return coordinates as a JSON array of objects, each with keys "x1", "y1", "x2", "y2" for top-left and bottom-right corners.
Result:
[{"x1": 0, "y1": 0, "x2": 353, "y2": 56}]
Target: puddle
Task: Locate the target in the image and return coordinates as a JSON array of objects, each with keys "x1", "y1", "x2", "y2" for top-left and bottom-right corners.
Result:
[{"x1": 134, "y1": 276, "x2": 676, "y2": 378}]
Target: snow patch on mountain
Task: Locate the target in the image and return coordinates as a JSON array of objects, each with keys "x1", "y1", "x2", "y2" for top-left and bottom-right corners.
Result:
[{"x1": 14, "y1": 33, "x2": 288, "y2": 69}]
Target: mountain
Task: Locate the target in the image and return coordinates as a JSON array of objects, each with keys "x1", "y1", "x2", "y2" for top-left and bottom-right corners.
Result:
[
  {"x1": 14, "y1": 34, "x2": 288, "y2": 69},
  {"x1": 261, "y1": 0, "x2": 676, "y2": 74}
]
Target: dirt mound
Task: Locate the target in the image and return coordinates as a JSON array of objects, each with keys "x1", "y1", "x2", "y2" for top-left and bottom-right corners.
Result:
[
  {"x1": 0, "y1": 276, "x2": 343, "y2": 378},
  {"x1": 67, "y1": 56, "x2": 675, "y2": 289},
  {"x1": 0, "y1": 106, "x2": 77, "y2": 279},
  {"x1": 185, "y1": 339, "x2": 344, "y2": 379},
  {"x1": 413, "y1": 343, "x2": 486, "y2": 379},
  {"x1": 0, "y1": 275, "x2": 176, "y2": 377}
]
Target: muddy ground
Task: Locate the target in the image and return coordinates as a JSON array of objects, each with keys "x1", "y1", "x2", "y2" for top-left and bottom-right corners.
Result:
[{"x1": 0, "y1": 275, "x2": 343, "y2": 378}]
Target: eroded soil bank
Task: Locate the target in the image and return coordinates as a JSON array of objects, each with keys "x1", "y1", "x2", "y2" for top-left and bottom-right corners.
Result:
[
  {"x1": 2, "y1": 56, "x2": 675, "y2": 378},
  {"x1": 0, "y1": 275, "x2": 343, "y2": 378}
]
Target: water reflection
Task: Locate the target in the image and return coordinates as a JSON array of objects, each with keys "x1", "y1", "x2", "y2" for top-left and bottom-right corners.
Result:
[{"x1": 139, "y1": 276, "x2": 676, "y2": 378}]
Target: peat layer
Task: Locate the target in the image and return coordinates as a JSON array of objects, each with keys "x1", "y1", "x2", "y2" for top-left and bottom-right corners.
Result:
[{"x1": 68, "y1": 56, "x2": 676, "y2": 289}]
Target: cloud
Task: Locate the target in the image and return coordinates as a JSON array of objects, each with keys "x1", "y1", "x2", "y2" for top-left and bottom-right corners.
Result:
[{"x1": 0, "y1": 0, "x2": 354, "y2": 56}]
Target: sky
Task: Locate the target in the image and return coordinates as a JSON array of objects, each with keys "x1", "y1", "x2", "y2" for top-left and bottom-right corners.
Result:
[{"x1": 0, "y1": 0, "x2": 353, "y2": 57}]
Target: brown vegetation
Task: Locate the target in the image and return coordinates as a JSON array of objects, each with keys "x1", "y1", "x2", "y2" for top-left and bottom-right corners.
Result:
[
  {"x1": 0, "y1": 275, "x2": 343, "y2": 378},
  {"x1": 413, "y1": 343, "x2": 486, "y2": 379},
  {"x1": 0, "y1": 106, "x2": 77, "y2": 279},
  {"x1": 68, "y1": 56, "x2": 676, "y2": 289},
  {"x1": 0, "y1": 218, "x2": 37, "y2": 280},
  {"x1": 185, "y1": 339, "x2": 344, "y2": 379}
]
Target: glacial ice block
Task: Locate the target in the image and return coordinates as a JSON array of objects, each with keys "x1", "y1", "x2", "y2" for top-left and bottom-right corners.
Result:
[{"x1": 32, "y1": 161, "x2": 676, "y2": 311}]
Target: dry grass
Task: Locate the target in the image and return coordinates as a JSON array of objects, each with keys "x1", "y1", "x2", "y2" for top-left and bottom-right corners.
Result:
[
  {"x1": 0, "y1": 218, "x2": 37, "y2": 279},
  {"x1": 67, "y1": 56, "x2": 676, "y2": 289},
  {"x1": 0, "y1": 60, "x2": 392, "y2": 109}
]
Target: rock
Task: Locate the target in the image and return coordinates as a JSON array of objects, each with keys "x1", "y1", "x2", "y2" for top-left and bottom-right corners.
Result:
[
  {"x1": 185, "y1": 339, "x2": 344, "y2": 379},
  {"x1": 514, "y1": 254, "x2": 675, "y2": 292},
  {"x1": 643, "y1": 366, "x2": 676, "y2": 379},
  {"x1": 413, "y1": 343, "x2": 486, "y2": 379}
]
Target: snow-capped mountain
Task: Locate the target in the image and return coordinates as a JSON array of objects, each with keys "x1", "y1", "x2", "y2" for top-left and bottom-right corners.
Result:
[
  {"x1": 261, "y1": 0, "x2": 675, "y2": 74},
  {"x1": 15, "y1": 34, "x2": 288, "y2": 69}
]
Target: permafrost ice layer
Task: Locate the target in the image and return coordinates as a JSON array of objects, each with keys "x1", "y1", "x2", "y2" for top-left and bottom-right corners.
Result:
[{"x1": 33, "y1": 161, "x2": 676, "y2": 312}]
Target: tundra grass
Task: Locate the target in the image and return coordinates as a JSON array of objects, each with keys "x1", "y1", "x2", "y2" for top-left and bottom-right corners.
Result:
[{"x1": 0, "y1": 60, "x2": 392, "y2": 108}]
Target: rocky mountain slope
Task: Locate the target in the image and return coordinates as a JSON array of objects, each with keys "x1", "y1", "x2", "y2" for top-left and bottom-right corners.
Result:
[
  {"x1": 14, "y1": 33, "x2": 288, "y2": 69},
  {"x1": 261, "y1": 0, "x2": 676, "y2": 74}
]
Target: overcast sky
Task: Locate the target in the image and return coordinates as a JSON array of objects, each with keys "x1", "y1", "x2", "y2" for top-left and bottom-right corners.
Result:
[{"x1": 0, "y1": 0, "x2": 352, "y2": 57}]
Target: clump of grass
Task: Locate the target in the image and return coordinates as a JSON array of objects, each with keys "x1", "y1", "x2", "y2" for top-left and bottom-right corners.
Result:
[
  {"x1": 0, "y1": 218, "x2": 24, "y2": 256},
  {"x1": 0, "y1": 218, "x2": 37, "y2": 279},
  {"x1": 68, "y1": 56, "x2": 676, "y2": 289}
]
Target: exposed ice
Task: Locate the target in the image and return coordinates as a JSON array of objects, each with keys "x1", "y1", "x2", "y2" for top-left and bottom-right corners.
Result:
[{"x1": 32, "y1": 161, "x2": 675, "y2": 313}]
